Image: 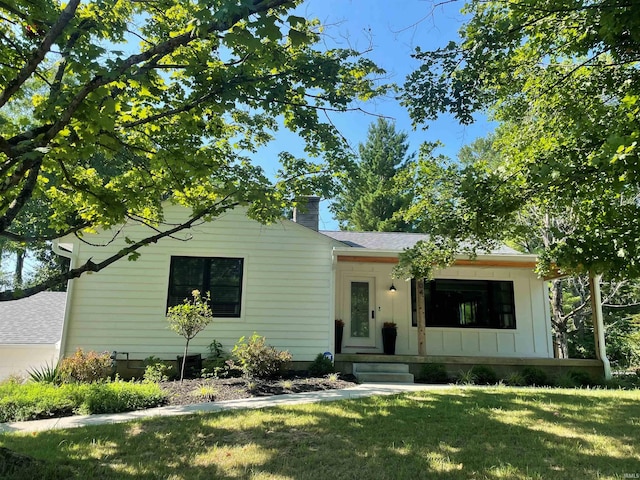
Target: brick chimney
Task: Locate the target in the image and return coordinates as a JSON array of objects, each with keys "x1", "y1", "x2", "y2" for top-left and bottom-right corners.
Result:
[{"x1": 293, "y1": 196, "x2": 320, "y2": 231}]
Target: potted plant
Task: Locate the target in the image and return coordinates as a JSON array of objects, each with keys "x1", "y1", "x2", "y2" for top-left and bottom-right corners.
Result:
[
  {"x1": 381, "y1": 321, "x2": 397, "y2": 355},
  {"x1": 335, "y1": 319, "x2": 344, "y2": 354}
]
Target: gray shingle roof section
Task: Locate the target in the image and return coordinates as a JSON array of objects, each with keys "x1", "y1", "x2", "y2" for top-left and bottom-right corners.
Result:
[
  {"x1": 320, "y1": 231, "x2": 520, "y2": 254},
  {"x1": 0, "y1": 292, "x2": 66, "y2": 344}
]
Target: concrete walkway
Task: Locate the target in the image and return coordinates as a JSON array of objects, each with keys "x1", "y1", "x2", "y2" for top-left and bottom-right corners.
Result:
[{"x1": 0, "y1": 383, "x2": 449, "y2": 434}]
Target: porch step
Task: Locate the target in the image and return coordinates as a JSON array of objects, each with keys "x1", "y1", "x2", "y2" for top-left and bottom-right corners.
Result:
[{"x1": 353, "y1": 363, "x2": 414, "y2": 384}]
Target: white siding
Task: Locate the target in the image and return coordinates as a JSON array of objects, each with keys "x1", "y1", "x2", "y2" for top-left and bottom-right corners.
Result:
[
  {"x1": 335, "y1": 261, "x2": 554, "y2": 358},
  {"x1": 61, "y1": 206, "x2": 338, "y2": 361},
  {"x1": 0, "y1": 344, "x2": 60, "y2": 380}
]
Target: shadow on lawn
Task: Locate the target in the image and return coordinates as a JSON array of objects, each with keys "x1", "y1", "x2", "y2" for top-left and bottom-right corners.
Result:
[{"x1": 1, "y1": 388, "x2": 639, "y2": 479}]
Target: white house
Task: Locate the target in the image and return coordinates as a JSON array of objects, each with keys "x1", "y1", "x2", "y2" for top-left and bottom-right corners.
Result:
[
  {"x1": 53, "y1": 198, "x2": 606, "y2": 379},
  {"x1": 0, "y1": 292, "x2": 66, "y2": 380}
]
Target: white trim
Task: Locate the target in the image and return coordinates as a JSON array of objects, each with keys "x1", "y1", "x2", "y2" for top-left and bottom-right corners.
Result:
[{"x1": 53, "y1": 238, "x2": 77, "y2": 359}]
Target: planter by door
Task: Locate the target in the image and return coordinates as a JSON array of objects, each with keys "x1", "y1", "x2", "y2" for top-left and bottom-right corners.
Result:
[
  {"x1": 335, "y1": 323, "x2": 344, "y2": 354},
  {"x1": 381, "y1": 326, "x2": 397, "y2": 355}
]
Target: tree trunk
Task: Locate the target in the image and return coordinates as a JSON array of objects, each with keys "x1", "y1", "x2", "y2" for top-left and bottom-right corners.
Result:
[
  {"x1": 555, "y1": 330, "x2": 569, "y2": 359},
  {"x1": 416, "y1": 278, "x2": 426, "y2": 356},
  {"x1": 13, "y1": 248, "x2": 25, "y2": 288},
  {"x1": 180, "y1": 339, "x2": 190, "y2": 382},
  {"x1": 550, "y1": 279, "x2": 569, "y2": 358}
]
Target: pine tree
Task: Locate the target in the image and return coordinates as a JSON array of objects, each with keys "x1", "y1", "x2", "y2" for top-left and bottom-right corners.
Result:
[{"x1": 332, "y1": 119, "x2": 415, "y2": 232}]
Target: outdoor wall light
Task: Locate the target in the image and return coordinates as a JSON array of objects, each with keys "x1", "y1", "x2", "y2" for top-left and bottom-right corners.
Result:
[{"x1": 389, "y1": 284, "x2": 397, "y2": 292}]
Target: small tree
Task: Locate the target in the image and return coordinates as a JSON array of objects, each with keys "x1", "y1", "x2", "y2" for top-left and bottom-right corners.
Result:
[{"x1": 167, "y1": 290, "x2": 213, "y2": 381}]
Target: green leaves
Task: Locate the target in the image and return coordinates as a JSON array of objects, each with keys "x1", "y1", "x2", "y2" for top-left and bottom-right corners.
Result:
[
  {"x1": 167, "y1": 290, "x2": 213, "y2": 341},
  {"x1": 0, "y1": 0, "x2": 386, "y2": 298},
  {"x1": 401, "y1": 0, "x2": 640, "y2": 278}
]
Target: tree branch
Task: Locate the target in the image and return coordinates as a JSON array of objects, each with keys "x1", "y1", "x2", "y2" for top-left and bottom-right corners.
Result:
[
  {"x1": 0, "y1": 157, "x2": 43, "y2": 234},
  {"x1": 41, "y1": 0, "x2": 293, "y2": 147},
  {"x1": 0, "y1": 0, "x2": 81, "y2": 109},
  {"x1": 0, "y1": 199, "x2": 240, "y2": 301},
  {"x1": 1, "y1": 222, "x2": 89, "y2": 242}
]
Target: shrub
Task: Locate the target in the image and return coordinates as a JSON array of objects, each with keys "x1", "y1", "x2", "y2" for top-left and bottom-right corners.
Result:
[
  {"x1": 504, "y1": 372, "x2": 527, "y2": 386},
  {"x1": 521, "y1": 366, "x2": 552, "y2": 386},
  {"x1": 27, "y1": 361, "x2": 60, "y2": 384},
  {"x1": 0, "y1": 382, "x2": 76, "y2": 422},
  {"x1": 76, "y1": 380, "x2": 166, "y2": 415},
  {"x1": 232, "y1": 333, "x2": 292, "y2": 379},
  {"x1": 308, "y1": 353, "x2": 335, "y2": 376},
  {"x1": 456, "y1": 369, "x2": 477, "y2": 385},
  {"x1": 58, "y1": 349, "x2": 112, "y2": 383},
  {"x1": 0, "y1": 379, "x2": 166, "y2": 422},
  {"x1": 557, "y1": 370, "x2": 597, "y2": 388},
  {"x1": 470, "y1": 365, "x2": 499, "y2": 385},
  {"x1": 603, "y1": 372, "x2": 640, "y2": 390},
  {"x1": 202, "y1": 340, "x2": 241, "y2": 378},
  {"x1": 143, "y1": 357, "x2": 175, "y2": 383},
  {"x1": 419, "y1": 363, "x2": 449, "y2": 384}
]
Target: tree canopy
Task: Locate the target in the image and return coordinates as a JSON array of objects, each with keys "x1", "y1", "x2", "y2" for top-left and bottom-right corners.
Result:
[
  {"x1": 0, "y1": 0, "x2": 385, "y2": 299},
  {"x1": 401, "y1": 0, "x2": 640, "y2": 278},
  {"x1": 330, "y1": 118, "x2": 415, "y2": 232}
]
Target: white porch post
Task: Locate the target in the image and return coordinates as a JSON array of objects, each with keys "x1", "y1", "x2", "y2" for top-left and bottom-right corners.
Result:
[
  {"x1": 416, "y1": 278, "x2": 426, "y2": 356},
  {"x1": 589, "y1": 273, "x2": 612, "y2": 380}
]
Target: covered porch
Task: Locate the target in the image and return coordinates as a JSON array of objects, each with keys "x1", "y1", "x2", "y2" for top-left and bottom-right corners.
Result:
[{"x1": 330, "y1": 238, "x2": 611, "y2": 381}]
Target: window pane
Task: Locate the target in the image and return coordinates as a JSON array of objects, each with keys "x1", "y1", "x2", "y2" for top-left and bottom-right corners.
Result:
[
  {"x1": 209, "y1": 258, "x2": 242, "y2": 286},
  {"x1": 414, "y1": 279, "x2": 516, "y2": 329},
  {"x1": 350, "y1": 281, "x2": 370, "y2": 337},
  {"x1": 167, "y1": 257, "x2": 205, "y2": 308},
  {"x1": 167, "y1": 256, "x2": 243, "y2": 317},
  {"x1": 208, "y1": 258, "x2": 243, "y2": 317}
]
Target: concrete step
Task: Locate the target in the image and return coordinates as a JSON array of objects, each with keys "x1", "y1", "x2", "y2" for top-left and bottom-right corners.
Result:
[
  {"x1": 353, "y1": 363, "x2": 410, "y2": 374},
  {"x1": 355, "y1": 372, "x2": 415, "y2": 384},
  {"x1": 353, "y1": 363, "x2": 414, "y2": 384}
]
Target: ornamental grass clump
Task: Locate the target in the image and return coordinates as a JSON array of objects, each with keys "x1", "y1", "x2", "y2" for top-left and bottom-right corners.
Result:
[{"x1": 167, "y1": 290, "x2": 213, "y2": 381}]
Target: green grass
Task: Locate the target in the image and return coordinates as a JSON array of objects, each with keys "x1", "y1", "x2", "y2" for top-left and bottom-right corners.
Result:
[
  {"x1": 1, "y1": 387, "x2": 639, "y2": 479},
  {"x1": 0, "y1": 379, "x2": 166, "y2": 422}
]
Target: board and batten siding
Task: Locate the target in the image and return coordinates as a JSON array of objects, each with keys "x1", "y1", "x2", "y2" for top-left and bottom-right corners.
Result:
[
  {"x1": 61, "y1": 205, "x2": 338, "y2": 362},
  {"x1": 335, "y1": 261, "x2": 553, "y2": 358}
]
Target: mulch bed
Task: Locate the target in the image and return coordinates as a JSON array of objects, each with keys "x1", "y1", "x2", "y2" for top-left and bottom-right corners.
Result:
[{"x1": 160, "y1": 374, "x2": 358, "y2": 406}]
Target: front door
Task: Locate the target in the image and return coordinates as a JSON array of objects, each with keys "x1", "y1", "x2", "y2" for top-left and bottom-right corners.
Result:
[{"x1": 345, "y1": 276, "x2": 376, "y2": 348}]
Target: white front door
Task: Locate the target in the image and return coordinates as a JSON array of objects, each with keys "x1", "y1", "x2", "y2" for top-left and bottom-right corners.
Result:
[{"x1": 345, "y1": 276, "x2": 376, "y2": 348}]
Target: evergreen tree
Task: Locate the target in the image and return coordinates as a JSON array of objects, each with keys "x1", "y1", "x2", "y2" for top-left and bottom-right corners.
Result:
[{"x1": 331, "y1": 119, "x2": 415, "y2": 232}]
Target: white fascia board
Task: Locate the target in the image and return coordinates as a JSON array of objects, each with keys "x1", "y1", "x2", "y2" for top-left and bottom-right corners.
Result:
[{"x1": 332, "y1": 247, "x2": 538, "y2": 264}]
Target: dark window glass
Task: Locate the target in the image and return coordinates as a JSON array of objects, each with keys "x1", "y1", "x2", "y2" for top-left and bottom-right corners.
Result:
[
  {"x1": 411, "y1": 279, "x2": 516, "y2": 329},
  {"x1": 167, "y1": 256, "x2": 244, "y2": 317}
]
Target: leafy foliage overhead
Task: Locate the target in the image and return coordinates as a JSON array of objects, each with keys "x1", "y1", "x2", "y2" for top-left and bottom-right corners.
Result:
[
  {"x1": 0, "y1": 0, "x2": 385, "y2": 299},
  {"x1": 401, "y1": 0, "x2": 640, "y2": 278}
]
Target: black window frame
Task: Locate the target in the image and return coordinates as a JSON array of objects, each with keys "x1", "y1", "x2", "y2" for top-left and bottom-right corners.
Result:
[
  {"x1": 411, "y1": 278, "x2": 516, "y2": 329},
  {"x1": 167, "y1": 256, "x2": 244, "y2": 318}
]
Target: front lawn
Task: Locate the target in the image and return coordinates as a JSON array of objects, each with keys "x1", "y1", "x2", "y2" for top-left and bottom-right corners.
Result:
[{"x1": 1, "y1": 387, "x2": 639, "y2": 479}]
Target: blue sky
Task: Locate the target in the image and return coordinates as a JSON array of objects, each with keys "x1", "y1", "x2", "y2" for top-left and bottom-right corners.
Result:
[{"x1": 258, "y1": 0, "x2": 495, "y2": 230}]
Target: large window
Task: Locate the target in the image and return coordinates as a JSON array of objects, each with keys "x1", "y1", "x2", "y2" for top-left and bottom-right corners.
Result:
[
  {"x1": 167, "y1": 256, "x2": 244, "y2": 317},
  {"x1": 412, "y1": 279, "x2": 516, "y2": 329}
]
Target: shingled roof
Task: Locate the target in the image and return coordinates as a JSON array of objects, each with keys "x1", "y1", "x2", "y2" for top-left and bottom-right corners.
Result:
[
  {"x1": 0, "y1": 291, "x2": 66, "y2": 344},
  {"x1": 320, "y1": 231, "x2": 520, "y2": 254}
]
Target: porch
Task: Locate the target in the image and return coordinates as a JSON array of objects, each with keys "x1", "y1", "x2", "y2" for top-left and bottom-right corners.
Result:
[{"x1": 335, "y1": 353, "x2": 607, "y2": 381}]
